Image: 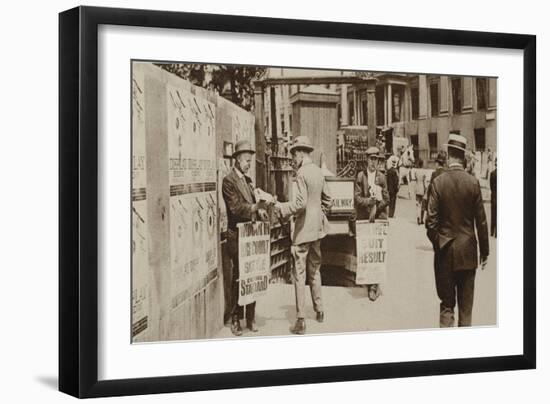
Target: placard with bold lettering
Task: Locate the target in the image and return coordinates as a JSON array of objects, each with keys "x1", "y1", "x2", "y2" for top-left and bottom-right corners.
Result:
[
  {"x1": 355, "y1": 220, "x2": 389, "y2": 285},
  {"x1": 237, "y1": 221, "x2": 271, "y2": 306}
]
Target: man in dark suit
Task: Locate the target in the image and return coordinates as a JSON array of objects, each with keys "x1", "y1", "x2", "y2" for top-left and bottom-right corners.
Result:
[
  {"x1": 386, "y1": 155, "x2": 400, "y2": 218},
  {"x1": 490, "y1": 158, "x2": 497, "y2": 237},
  {"x1": 426, "y1": 134, "x2": 489, "y2": 327},
  {"x1": 222, "y1": 139, "x2": 269, "y2": 336}
]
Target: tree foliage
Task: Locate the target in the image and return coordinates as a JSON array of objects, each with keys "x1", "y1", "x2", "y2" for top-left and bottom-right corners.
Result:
[{"x1": 155, "y1": 63, "x2": 266, "y2": 111}]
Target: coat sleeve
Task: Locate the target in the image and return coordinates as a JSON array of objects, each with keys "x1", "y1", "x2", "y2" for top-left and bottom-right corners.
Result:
[
  {"x1": 321, "y1": 177, "x2": 333, "y2": 215},
  {"x1": 279, "y1": 171, "x2": 308, "y2": 218},
  {"x1": 354, "y1": 172, "x2": 372, "y2": 210},
  {"x1": 377, "y1": 174, "x2": 389, "y2": 210},
  {"x1": 474, "y1": 180, "x2": 490, "y2": 258},
  {"x1": 222, "y1": 177, "x2": 256, "y2": 220},
  {"x1": 425, "y1": 178, "x2": 440, "y2": 247}
]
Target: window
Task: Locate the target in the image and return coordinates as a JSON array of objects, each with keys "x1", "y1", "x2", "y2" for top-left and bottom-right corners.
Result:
[
  {"x1": 280, "y1": 114, "x2": 285, "y2": 134},
  {"x1": 410, "y1": 135, "x2": 420, "y2": 161},
  {"x1": 376, "y1": 86, "x2": 385, "y2": 126},
  {"x1": 451, "y1": 78, "x2": 462, "y2": 114},
  {"x1": 474, "y1": 128, "x2": 486, "y2": 151},
  {"x1": 428, "y1": 132, "x2": 438, "y2": 160},
  {"x1": 411, "y1": 87, "x2": 419, "y2": 120},
  {"x1": 430, "y1": 82, "x2": 439, "y2": 117},
  {"x1": 361, "y1": 98, "x2": 368, "y2": 125},
  {"x1": 476, "y1": 78, "x2": 488, "y2": 110},
  {"x1": 392, "y1": 87, "x2": 403, "y2": 122},
  {"x1": 288, "y1": 114, "x2": 292, "y2": 133},
  {"x1": 349, "y1": 99, "x2": 355, "y2": 125}
]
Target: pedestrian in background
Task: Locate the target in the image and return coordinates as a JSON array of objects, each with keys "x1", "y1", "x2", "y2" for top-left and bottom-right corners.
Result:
[
  {"x1": 386, "y1": 155, "x2": 400, "y2": 218},
  {"x1": 426, "y1": 134, "x2": 489, "y2": 327},
  {"x1": 275, "y1": 136, "x2": 333, "y2": 335},
  {"x1": 411, "y1": 159, "x2": 426, "y2": 225}
]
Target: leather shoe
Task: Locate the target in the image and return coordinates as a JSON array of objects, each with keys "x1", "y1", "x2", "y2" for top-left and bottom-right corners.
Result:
[
  {"x1": 246, "y1": 320, "x2": 259, "y2": 332},
  {"x1": 230, "y1": 317, "x2": 243, "y2": 336},
  {"x1": 290, "y1": 318, "x2": 306, "y2": 335},
  {"x1": 316, "y1": 311, "x2": 324, "y2": 323}
]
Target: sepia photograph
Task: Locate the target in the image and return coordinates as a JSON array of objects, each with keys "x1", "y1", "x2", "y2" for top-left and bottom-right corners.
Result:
[{"x1": 131, "y1": 60, "x2": 497, "y2": 343}]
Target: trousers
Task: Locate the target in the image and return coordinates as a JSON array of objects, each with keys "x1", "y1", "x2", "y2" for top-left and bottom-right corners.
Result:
[
  {"x1": 434, "y1": 255, "x2": 476, "y2": 327},
  {"x1": 230, "y1": 243, "x2": 256, "y2": 322},
  {"x1": 292, "y1": 239, "x2": 323, "y2": 318}
]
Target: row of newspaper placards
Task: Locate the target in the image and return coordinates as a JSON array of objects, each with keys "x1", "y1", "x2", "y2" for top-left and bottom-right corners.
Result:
[{"x1": 235, "y1": 219, "x2": 388, "y2": 306}]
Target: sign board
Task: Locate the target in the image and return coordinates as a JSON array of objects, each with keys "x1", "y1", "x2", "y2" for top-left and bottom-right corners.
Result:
[
  {"x1": 325, "y1": 177, "x2": 354, "y2": 216},
  {"x1": 238, "y1": 221, "x2": 271, "y2": 305},
  {"x1": 355, "y1": 220, "x2": 389, "y2": 284}
]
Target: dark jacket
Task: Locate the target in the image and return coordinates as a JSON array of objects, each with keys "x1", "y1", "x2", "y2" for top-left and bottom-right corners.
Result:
[
  {"x1": 354, "y1": 170, "x2": 389, "y2": 220},
  {"x1": 490, "y1": 169, "x2": 497, "y2": 202},
  {"x1": 222, "y1": 168, "x2": 258, "y2": 253},
  {"x1": 386, "y1": 167, "x2": 399, "y2": 196},
  {"x1": 426, "y1": 165, "x2": 489, "y2": 271}
]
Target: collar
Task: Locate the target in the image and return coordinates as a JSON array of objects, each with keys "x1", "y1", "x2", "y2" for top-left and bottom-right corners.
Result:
[
  {"x1": 448, "y1": 163, "x2": 464, "y2": 170},
  {"x1": 233, "y1": 166, "x2": 245, "y2": 179},
  {"x1": 298, "y1": 155, "x2": 313, "y2": 169}
]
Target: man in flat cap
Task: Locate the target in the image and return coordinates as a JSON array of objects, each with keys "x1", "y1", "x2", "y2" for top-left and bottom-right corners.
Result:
[
  {"x1": 354, "y1": 146, "x2": 389, "y2": 223},
  {"x1": 426, "y1": 134, "x2": 489, "y2": 327},
  {"x1": 275, "y1": 136, "x2": 333, "y2": 335},
  {"x1": 222, "y1": 139, "x2": 269, "y2": 336}
]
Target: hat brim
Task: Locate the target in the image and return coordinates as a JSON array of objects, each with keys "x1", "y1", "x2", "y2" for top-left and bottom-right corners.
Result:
[
  {"x1": 289, "y1": 145, "x2": 314, "y2": 153},
  {"x1": 232, "y1": 149, "x2": 255, "y2": 158},
  {"x1": 444, "y1": 144, "x2": 467, "y2": 152}
]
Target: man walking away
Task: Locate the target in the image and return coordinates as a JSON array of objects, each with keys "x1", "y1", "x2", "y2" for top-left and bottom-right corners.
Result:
[{"x1": 426, "y1": 134, "x2": 489, "y2": 327}]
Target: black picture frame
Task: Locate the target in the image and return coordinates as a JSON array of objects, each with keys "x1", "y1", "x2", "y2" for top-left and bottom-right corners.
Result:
[{"x1": 59, "y1": 5, "x2": 536, "y2": 398}]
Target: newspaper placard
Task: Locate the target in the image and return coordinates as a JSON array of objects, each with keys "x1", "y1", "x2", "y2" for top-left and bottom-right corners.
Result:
[
  {"x1": 325, "y1": 180, "x2": 354, "y2": 214},
  {"x1": 238, "y1": 221, "x2": 271, "y2": 306},
  {"x1": 356, "y1": 220, "x2": 389, "y2": 284}
]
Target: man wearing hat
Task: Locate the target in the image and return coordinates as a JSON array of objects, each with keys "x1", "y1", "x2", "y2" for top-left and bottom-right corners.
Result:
[
  {"x1": 222, "y1": 139, "x2": 269, "y2": 336},
  {"x1": 425, "y1": 134, "x2": 489, "y2": 327},
  {"x1": 386, "y1": 155, "x2": 400, "y2": 218},
  {"x1": 354, "y1": 146, "x2": 389, "y2": 222},
  {"x1": 275, "y1": 136, "x2": 333, "y2": 335}
]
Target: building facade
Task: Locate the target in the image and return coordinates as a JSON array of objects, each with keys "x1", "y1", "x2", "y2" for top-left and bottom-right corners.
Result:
[{"x1": 258, "y1": 68, "x2": 497, "y2": 172}]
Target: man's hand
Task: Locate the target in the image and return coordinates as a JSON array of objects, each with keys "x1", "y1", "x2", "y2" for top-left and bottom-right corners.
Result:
[
  {"x1": 258, "y1": 208, "x2": 269, "y2": 222},
  {"x1": 480, "y1": 255, "x2": 488, "y2": 270}
]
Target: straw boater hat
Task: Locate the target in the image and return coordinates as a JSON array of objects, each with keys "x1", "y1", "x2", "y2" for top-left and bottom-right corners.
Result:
[
  {"x1": 289, "y1": 136, "x2": 314, "y2": 153},
  {"x1": 232, "y1": 139, "x2": 255, "y2": 158},
  {"x1": 444, "y1": 133, "x2": 468, "y2": 153}
]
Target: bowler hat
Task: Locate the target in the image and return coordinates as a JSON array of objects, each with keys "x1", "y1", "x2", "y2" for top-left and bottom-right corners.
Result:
[
  {"x1": 444, "y1": 133, "x2": 467, "y2": 152},
  {"x1": 289, "y1": 136, "x2": 314, "y2": 153},
  {"x1": 233, "y1": 139, "x2": 255, "y2": 158}
]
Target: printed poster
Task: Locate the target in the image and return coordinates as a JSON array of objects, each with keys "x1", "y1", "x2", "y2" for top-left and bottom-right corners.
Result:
[
  {"x1": 166, "y1": 83, "x2": 218, "y2": 310},
  {"x1": 356, "y1": 220, "x2": 389, "y2": 285},
  {"x1": 238, "y1": 222, "x2": 271, "y2": 306},
  {"x1": 131, "y1": 66, "x2": 149, "y2": 338}
]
